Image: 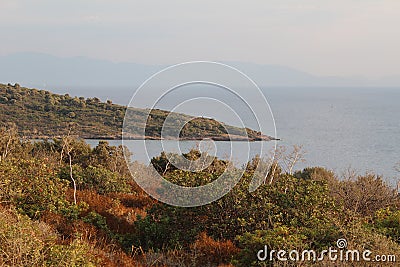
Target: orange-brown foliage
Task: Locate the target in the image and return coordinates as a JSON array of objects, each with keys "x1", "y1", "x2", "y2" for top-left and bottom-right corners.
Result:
[
  {"x1": 110, "y1": 190, "x2": 155, "y2": 209},
  {"x1": 134, "y1": 234, "x2": 240, "y2": 267},
  {"x1": 40, "y1": 210, "x2": 143, "y2": 267},
  {"x1": 66, "y1": 189, "x2": 148, "y2": 234},
  {"x1": 191, "y1": 232, "x2": 240, "y2": 266}
]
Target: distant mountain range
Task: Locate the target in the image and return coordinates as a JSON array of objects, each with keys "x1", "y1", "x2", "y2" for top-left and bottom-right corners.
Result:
[{"x1": 1, "y1": 52, "x2": 399, "y2": 88}]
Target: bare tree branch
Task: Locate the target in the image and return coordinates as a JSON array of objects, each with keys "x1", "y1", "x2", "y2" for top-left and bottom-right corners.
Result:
[{"x1": 60, "y1": 127, "x2": 77, "y2": 205}]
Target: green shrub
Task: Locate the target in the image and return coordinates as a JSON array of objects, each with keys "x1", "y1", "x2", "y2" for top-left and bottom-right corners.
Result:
[
  {"x1": 235, "y1": 227, "x2": 308, "y2": 267},
  {"x1": 134, "y1": 165, "x2": 340, "y2": 255},
  {"x1": 0, "y1": 158, "x2": 70, "y2": 218},
  {"x1": 60, "y1": 165, "x2": 131, "y2": 194},
  {"x1": 83, "y1": 211, "x2": 112, "y2": 235},
  {"x1": 374, "y1": 208, "x2": 400, "y2": 243},
  {"x1": 0, "y1": 206, "x2": 98, "y2": 267},
  {"x1": 46, "y1": 238, "x2": 98, "y2": 267}
]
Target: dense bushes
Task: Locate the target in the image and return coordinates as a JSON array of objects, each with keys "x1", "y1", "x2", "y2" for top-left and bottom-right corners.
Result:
[
  {"x1": 133, "y1": 153, "x2": 400, "y2": 266},
  {"x1": 374, "y1": 208, "x2": 400, "y2": 243},
  {"x1": 60, "y1": 165, "x2": 131, "y2": 194},
  {"x1": 0, "y1": 158, "x2": 70, "y2": 218},
  {"x1": 1, "y1": 123, "x2": 400, "y2": 266},
  {"x1": 0, "y1": 83, "x2": 125, "y2": 138},
  {"x1": 133, "y1": 169, "x2": 341, "y2": 266},
  {"x1": 0, "y1": 125, "x2": 151, "y2": 266},
  {"x1": 0, "y1": 206, "x2": 99, "y2": 266}
]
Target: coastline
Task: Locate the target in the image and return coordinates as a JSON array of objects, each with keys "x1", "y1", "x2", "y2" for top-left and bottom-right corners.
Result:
[{"x1": 25, "y1": 134, "x2": 280, "y2": 142}]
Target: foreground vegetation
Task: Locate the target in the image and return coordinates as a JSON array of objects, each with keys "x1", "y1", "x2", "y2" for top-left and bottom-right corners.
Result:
[
  {"x1": 0, "y1": 83, "x2": 271, "y2": 141},
  {"x1": 1, "y1": 123, "x2": 400, "y2": 266}
]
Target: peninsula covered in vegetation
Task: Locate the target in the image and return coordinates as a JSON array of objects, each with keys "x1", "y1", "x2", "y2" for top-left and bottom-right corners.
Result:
[{"x1": 0, "y1": 83, "x2": 275, "y2": 141}]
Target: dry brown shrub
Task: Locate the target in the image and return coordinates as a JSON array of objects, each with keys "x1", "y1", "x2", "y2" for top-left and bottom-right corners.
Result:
[
  {"x1": 40, "y1": 210, "x2": 75, "y2": 241},
  {"x1": 191, "y1": 232, "x2": 240, "y2": 266},
  {"x1": 67, "y1": 189, "x2": 115, "y2": 213},
  {"x1": 110, "y1": 191, "x2": 155, "y2": 209},
  {"x1": 136, "y1": 240, "x2": 240, "y2": 267},
  {"x1": 333, "y1": 173, "x2": 399, "y2": 217},
  {"x1": 68, "y1": 189, "x2": 148, "y2": 223},
  {"x1": 136, "y1": 233, "x2": 240, "y2": 266},
  {"x1": 66, "y1": 189, "x2": 142, "y2": 234},
  {"x1": 40, "y1": 210, "x2": 142, "y2": 267}
]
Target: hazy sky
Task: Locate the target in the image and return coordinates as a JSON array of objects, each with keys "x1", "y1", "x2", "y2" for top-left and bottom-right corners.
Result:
[{"x1": 1, "y1": 0, "x2": 399, "y2": 77}]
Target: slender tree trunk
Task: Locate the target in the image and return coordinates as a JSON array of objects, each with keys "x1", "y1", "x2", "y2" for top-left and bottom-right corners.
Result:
[
  {"x1": 68, "y1": 151, "x2": 77, "y2": 205},
  {"x1": 269, "y1": 162, "x2": 278, "y2": 184},
  {"x1": 163, "y1": 161, "x2": 170, "y2": 176},
  {"x1": 2, "y1": 133, "x2": 12, "y2": 161},
  {"x1": 288, "y1": 152, "x2": 300, "y2": 175}
]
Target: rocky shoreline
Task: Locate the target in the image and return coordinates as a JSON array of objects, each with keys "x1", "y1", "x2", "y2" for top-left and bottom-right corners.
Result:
[{"x1": 26, "y1": 134, "x2": 280, "y2": 142}]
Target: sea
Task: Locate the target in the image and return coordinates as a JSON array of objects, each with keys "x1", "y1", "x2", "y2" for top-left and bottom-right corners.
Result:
[{"x1": 68, "y1": 86, "x2": 399, "y2": 183}]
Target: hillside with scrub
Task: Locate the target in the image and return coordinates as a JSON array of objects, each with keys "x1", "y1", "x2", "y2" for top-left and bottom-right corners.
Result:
[
  {"x1": 0, "y1": 83, "x2": 273, "y2": 141},
  {"x1": 1, "y1": 123, "x2": 400, "y2": 266}
]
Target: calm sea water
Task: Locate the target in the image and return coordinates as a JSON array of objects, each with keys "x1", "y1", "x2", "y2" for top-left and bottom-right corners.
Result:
[
  {"x1": 81, "y1": 87, "x2": 400, "y2": 183},
  {"x1": 268, "y1": 87, "x2": 400, "y2": 183}
]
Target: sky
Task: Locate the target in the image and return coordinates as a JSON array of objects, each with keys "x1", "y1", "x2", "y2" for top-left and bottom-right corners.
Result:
[{"x1": 0, "y1": 0, "x2": 400, "y2": 78}]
